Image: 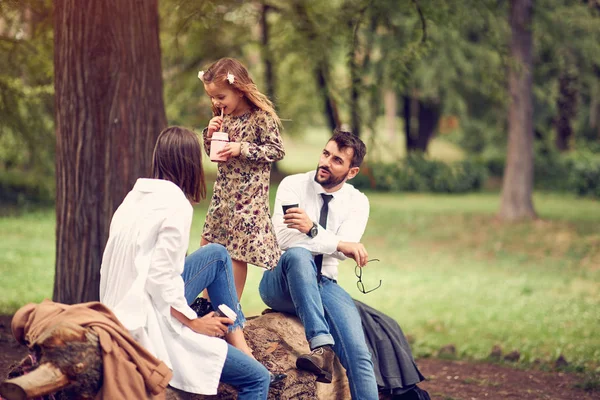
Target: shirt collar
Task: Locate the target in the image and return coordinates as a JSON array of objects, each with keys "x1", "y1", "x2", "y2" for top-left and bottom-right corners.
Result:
[{"x1": 134, "y1": 178, "x2": 184, "y2": 196}]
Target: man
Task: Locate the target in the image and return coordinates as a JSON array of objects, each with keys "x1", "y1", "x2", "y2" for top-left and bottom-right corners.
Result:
[{"x1": 259, "y1": 129, "x2": 378, "y2": 399}]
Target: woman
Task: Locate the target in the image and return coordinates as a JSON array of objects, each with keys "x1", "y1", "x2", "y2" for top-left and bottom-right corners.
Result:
[{"x1": 99, "y1": 126, "x2": 270, "y2": 399}]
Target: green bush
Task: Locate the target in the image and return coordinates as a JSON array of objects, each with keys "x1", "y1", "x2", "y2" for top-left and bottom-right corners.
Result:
[
  {"x1": 0, "y1": 170, "x2": 55, "y2": 206},
  {"x1": 476, "y1": 149, "x2": 600, "y2": 197},
  {"x1": 354, "y1": 154, "x2": 487, "y2": 193},
  {"x1": 565, "y1": 152, "x2": 600, "y2": 198}
]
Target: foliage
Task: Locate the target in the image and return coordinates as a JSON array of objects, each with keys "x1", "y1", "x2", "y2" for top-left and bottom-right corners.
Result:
[
  {"x1": 159, "y1": 0, "x2": 258, "y2": 128},
  {"x1": 0, "y1": 0, "x2": 54, "y2": 179},
  {"x1": 353, "y1": 153, "x2": 487, "y2": 193},
  {"x1": 0, "y1": 169, "x2": 54, "y2": 206},
  {"x1": 477, "y1": 148, "x2": 600, "y2": 197}
]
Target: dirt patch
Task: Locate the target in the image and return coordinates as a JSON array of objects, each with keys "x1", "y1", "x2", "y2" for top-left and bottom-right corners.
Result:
[{"x1": 0, "y1": 314, "x2": 597, "y2": 399}]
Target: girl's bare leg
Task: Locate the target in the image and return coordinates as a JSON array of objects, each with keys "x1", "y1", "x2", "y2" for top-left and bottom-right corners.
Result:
[
  {"x1": 232, "y1": 259, "x2": 247, "y2": 300},
  {"x1": 225, "y1": 328, "x2": 254, "y2": 359}
]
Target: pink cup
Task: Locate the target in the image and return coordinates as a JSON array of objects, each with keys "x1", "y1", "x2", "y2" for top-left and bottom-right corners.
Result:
[{"x1": 210, "y1": 131, "x2": 229, "y2": 162}]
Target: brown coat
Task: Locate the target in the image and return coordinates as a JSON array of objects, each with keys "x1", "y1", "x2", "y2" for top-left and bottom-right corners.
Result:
[{"x1": 11, "y1": 299, "x2": 172, "y2": 400}]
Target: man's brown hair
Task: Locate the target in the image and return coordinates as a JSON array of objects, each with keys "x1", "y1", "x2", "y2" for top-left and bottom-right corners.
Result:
[
  {"x1": 330, "y1": 129, "x2": 367, "y2": 168},
  {"x1": 152, "y1": 126, "x2": 206, "y2": 203}
]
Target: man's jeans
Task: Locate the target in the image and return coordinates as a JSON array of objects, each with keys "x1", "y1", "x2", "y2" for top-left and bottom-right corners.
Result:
[
  {"x1": 259, "y1": 247, "x2": 378, "y2": 400},
  {"x1": 183, "y1": 244, "x2": 270, "y2": 400}
]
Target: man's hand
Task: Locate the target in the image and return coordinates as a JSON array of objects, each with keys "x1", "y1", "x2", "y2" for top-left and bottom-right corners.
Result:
[
  {"x1": 283, "y1": 207, "x2": 313, "y2": 235},
  {"x1": 187, "y1": 312, "x2": 233, "y2": 337},
  {"x1": 337, "y1": 241, "x2": 369, "y2": 267},
  {"x1": 206, "y1": 116, "x2": 223, "y2": 138}
]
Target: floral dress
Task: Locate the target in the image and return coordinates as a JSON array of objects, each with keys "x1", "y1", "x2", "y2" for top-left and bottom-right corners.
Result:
[{"x1": 202, "y1": 109, "x2": 285, "y2": 269}]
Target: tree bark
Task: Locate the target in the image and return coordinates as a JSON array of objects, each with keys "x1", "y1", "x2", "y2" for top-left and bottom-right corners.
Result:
[
  {"x1": 316, "y1": 64, "x2": 341, "y2": 131},
  {"x1": 499, "y1": 0, "x2": 537, "y2": 220},
  {"x1": 403, "y1": 95, "x2": 417, "y2": 152},
  {"x1": 53, "y1": 0, "x2": 167, "y2": 303},
  {"x1": 555, "y1": 55, "x2": 578, "y2": 151},
  {"x1": 415, "y1": 99, "x2": 441, "y2": 152},
  {"x1": 384, "y1": 90, "x2": 397, "y2": 141}
]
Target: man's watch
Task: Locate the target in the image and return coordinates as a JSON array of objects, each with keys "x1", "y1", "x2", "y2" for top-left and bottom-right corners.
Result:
[{"x1": 307, "y1": 222, "x2": 319, "y2": 238}]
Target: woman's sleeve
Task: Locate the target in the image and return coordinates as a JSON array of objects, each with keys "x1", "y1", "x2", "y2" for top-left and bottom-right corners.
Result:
[
  {"x1": 145, "y1": 205, "x2": 197, "y2": 322},
  {"x1": 240, "y1": 113, "x2": 285, "y2": 163}
]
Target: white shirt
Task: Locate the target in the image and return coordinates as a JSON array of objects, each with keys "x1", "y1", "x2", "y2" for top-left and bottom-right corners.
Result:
[
  {"x1": 272, "y1": 171, "x2": 370, "y2": 280},
  {"x1": 99, "y1": 178, "x2": 227, "y2": 395}
]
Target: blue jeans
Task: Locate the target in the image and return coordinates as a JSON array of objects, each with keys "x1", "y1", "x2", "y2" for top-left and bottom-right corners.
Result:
[
  {"x1": 183, "y1": 244, "x2": 270, "y2": 400},
  {"x1": 259, "y1": 248, "x2": 378, "y2": 400}
]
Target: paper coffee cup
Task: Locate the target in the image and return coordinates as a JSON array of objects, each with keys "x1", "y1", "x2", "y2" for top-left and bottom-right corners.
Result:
[
  {"x1": 282, "y1": 203, "x2": 298, "y2": 214},
  {"x1": 215, "y1": 304, "x2": 237, "y2": 321}
]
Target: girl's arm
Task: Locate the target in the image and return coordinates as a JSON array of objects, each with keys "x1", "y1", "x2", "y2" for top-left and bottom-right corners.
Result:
[
  {"x1": 202, "y1": 128, "x2": 212, "y2": 157},
  {"x1": 240, "y1": 113, "x2": 285, "y2": 163}
]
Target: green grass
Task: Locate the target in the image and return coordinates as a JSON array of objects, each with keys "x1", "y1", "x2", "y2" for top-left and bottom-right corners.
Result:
[{"x1": 3, "y1": 190, "x2": 598, "y2": 372}]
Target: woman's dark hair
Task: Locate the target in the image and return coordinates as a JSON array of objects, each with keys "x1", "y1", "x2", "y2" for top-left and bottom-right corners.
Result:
[
  {"x1": 152, "y1": 126, "x2": 206, "y2": 203},
  {"x1": 330, "y1": 129, "x2": 367, "y2": 168}
]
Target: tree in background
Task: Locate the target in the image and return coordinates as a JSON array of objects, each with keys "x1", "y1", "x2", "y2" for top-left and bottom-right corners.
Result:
[
  {"x1": 0, "y1": 0, "x2": 54, "y2": 201},
  {"x1": 499, "y1": 0, "x2": 537, "y2": 220},
  {"x1": 53, "y1": 0, "x2": 167, "y2": 303}
]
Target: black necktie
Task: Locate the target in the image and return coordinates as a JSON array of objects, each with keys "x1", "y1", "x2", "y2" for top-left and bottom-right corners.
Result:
[{"x1": 314, "y1": 193, "x2": 333, "y2": 280}]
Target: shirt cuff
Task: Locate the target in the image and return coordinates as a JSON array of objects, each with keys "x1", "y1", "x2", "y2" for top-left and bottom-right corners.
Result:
[{"x1": 239, "y1": 141, "x2": 250, "y2": 159}]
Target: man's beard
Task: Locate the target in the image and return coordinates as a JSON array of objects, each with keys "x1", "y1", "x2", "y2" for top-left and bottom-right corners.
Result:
[{"x1": 314, "y1": 166, "x2": 348, "y2": 189}]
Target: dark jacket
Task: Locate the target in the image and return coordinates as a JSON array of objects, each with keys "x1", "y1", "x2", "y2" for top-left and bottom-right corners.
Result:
[{"x1": 354, "y1": 299, "x2": 426, "y2": 395}]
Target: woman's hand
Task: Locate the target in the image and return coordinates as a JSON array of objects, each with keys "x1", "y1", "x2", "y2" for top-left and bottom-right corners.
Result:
[
  {"x1": 188, "y1": 312, "x2": 233, "y2": 337},
  {"x1": 218, "y1": 142, "x2": 241, "y2": 159},
  {"x1": 206, "y1": 116, "x2": 223, "y2": 138}
]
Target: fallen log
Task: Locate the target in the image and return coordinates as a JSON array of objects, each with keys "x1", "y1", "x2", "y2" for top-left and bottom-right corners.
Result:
[
  {"x1": 1, "y1": 311, "x2": 356, "y2": 400},
  {"x1": 165, "y1": 311, "x2": 352, "y2": 400},
  {"x1": 0, "y1": 321, "x2": 102, "y2": 400}
]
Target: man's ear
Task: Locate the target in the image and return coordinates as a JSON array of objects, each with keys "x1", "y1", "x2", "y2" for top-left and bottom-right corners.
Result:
[{"x1": 347, "y1": 166, "x2": 360, "y2": 180}]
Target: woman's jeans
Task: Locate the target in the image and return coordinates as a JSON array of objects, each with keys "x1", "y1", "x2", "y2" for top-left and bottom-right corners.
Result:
[
  {"x1": 259, "y1": 247, "x2": 378, "y2": 400},
  {"x1": 182, "y1": 244, "x2": 270, "y2": 400}
]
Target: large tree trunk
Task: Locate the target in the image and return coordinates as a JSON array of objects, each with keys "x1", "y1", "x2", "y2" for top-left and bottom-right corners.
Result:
[
  {"x1": 415, "y1": 99, "x2": 441, "y2": 152},
  {"x1": 315, "y1": 63, "x2": 341, "y2": 131},
  {"x1": 499, "y1": 0, "x2": 537, "y2": 220},
  {"x1": 53, "y1": 0, "x2": 167, "y2": 304},
  {"x1": 591, "y1": 65, "x2": 600, "y2": 141},
  {"x1": 403, "y1": 95, "x2": 417, "y2": 152},
  {"x1": 555, "y1": 54, "x2": 578, "y2": 151},
  {"x1": 349, "y1": 24, "x2": 361, "y2": 137},
  {"x1": 384, "y1": 90, "x2": 397, "y2": 141}
]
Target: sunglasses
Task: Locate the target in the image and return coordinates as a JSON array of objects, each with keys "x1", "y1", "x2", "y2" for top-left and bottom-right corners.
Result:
[{"x1": 355, "y1": 258, "x2": 382, "y2": 294}]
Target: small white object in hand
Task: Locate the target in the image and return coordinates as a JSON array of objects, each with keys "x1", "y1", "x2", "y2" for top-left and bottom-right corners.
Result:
[
  {"x1": 198, "y1": 70, "x2": 205, "y2": 81},
  {"x1": 226, "y1": 72, "x2": 235, "y2": 84}
]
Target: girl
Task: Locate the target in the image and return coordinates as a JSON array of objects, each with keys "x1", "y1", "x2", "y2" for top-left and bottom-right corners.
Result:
[
  {"x1": 198, "y1": 58, "x2": 285, "y2": 299},
  {"x1": 99, "y1": 126, "x2": 270, "y2": 399}
]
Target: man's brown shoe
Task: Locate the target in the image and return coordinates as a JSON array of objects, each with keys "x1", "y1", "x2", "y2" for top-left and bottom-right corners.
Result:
[{"x1": 295, "y1": 345, "x2": 335, "y2": 383}]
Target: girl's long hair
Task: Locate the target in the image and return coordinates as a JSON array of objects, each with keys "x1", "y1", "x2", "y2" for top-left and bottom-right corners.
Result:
[
  {"x1": 152, "y1": 126, "x2": 206, "y2": 203},
  {"x1": 200, "y1": 58, "x2": 281, "y2": 127}
]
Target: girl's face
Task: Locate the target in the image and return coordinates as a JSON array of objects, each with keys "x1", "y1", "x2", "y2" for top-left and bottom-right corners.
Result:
[{"x1": 204, "y1": 82, "x2": 250, "y2": 116}]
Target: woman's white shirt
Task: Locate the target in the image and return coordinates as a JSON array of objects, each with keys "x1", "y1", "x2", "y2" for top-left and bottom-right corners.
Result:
[{"x1": 99, "y1": 178, "x2": 227, "y2": 395}]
